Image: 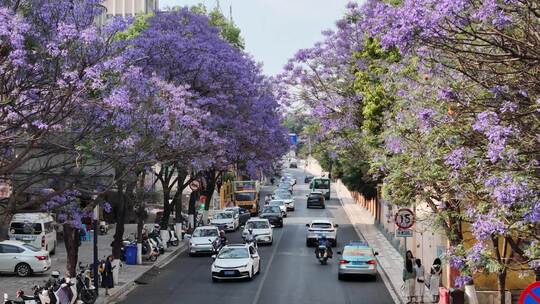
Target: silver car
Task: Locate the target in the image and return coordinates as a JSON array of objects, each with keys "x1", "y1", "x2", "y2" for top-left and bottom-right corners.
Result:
[
  {"x1": 0, "y1": 240, "x2": 51, "y2": 277},
  {"x1": 337, "y1": 241, "x2": 378, "y2": 280},
  {"x1": 305, "y1": 220, "x2": 338, "y2": 247}
]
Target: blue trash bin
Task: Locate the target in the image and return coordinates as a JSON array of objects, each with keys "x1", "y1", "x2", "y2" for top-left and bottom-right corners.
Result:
[{"x1": 125, "y1": 245, "x2": 137, "y2": 265}]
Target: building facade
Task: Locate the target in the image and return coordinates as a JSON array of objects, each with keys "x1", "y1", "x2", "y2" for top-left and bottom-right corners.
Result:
[{"x1": 102, "y1": 0, "x2": 159, "y2": 18}]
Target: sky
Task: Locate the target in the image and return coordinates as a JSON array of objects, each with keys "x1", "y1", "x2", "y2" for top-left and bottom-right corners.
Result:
[{"x1": 159, "y1": 0, "x2": 353, "y2": 76}]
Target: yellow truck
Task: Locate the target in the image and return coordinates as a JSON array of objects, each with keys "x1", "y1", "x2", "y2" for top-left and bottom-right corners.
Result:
[{"x1": 232, "y1": 181, "x2": 260, "y2": 215}]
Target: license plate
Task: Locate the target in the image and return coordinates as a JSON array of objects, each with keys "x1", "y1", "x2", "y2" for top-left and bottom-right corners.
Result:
[
  {"x1": 352, "y1": 261, "x2": 363, "y2": 265},
  {"x1": 223, "y1": 270, "x2": 235, "y2": 276}
]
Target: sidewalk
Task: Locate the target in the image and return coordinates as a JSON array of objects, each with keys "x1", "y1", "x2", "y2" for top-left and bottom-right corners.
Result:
[
  {"x1": 304, "y1": 158, "x2": 405, "y2": 304},
  {"x1": 0, "y1": 223, "x2": 187, "y2": 303}
]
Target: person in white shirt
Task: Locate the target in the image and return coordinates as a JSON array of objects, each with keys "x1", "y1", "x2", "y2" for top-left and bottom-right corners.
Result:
[{"x1": 414, "y1": 258, "x2": 426, "y2": 303}]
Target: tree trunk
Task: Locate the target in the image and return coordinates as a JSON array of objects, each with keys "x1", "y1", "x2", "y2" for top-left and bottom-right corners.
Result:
[
  {"x1": 187, "y1": 191, "x2": 198, "y2": 232},
  {"x1": 64, "y1": 224, "x2": 79, "y2": 277},
  {"x1": 497, "y1": 270, "x2": 507, "y2": 304},
  {"x1": 159, "y1": 189, "x2": 171, "y2": 228},
  {"x1": 203, "y1": 170, "x2": 216, "y2": 211},
  {"x1": 111, "y1": 175, "x2": 135, "y2": 259}
]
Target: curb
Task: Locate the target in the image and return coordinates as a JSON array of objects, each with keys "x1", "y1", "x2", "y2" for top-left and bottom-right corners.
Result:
[
  {"x1": 336, "y1": 194, "x2": 404, "y2": 304},
  {"x1": 101, "y1": 242, "x2": 188, "y2": 304}
]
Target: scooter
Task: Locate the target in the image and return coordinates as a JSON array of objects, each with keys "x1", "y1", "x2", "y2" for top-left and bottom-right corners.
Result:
[
  {"x1": 76, "y1": 264, "x2": 97, "y2": 304},
  {"x1": 167, "y1": 226, "x2": 179, "y2": 247},
  {"x1": 316, "y1": 245, "x2": 329, "y2": 265},
  {"x1": 99, "y1": 221, "x2": 108, "y2": 235},
  {"x1": 4, "y1": 290, "x2": 38, "y2": 304},
  {"x1": 211, "y1": 237, "x2": 226, "y2": 253}
]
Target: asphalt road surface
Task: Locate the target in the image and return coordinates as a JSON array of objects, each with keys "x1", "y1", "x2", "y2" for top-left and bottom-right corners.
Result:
[{"x1": 118, "y1": 168, "x2": 394, "y2": 304}]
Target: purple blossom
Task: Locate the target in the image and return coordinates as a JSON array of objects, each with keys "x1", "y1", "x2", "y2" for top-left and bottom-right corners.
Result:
[
  {"x1": 102, "y1": 202, "x2": 112, "y2": 213},
  {"x1": 417, "y1": 108, "x2": 436, "y2": 131},
  {"x1": 471, "y1": 214, "x2": 506, "y2": 240},
  {"x1": 445, "y1": 147, "x2": 468, "y2": 170},
  {"x1": 455, "y1": 275, "x2": 472, "y2": 288},
  {"x1": 384, "y1": 135, "x2": 404, "y2": 154}
]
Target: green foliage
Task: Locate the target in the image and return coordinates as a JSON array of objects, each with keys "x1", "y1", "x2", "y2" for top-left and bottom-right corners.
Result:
[
  {"x1": 115, "y1": 14, "x2": 152, "y2": 41},
  {"x1": 191, "y1": 3, "x2": 245, "y2": 49}
]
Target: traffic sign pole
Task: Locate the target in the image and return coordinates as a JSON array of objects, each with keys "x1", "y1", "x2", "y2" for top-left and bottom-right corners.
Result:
[{"x1": 394, "y1": 208, "x2": 416, "y2": 260}]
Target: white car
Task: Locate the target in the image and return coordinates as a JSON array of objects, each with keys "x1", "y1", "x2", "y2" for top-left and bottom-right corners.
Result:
[
  {"x1": 211, "y1": 244, "x2": 261, "y2": 282},
  {"x1": 188, "y1": 226, "x2": 220, "y2": 256},
  {"x1": 268, "y1": 200, "x2": 287, "y2": 217},
  {"x1": 283, "y1": 173, "x2": 296, "y2": 185},
  {"x1": 242, "y1": 218, "x2": 273, "y2": 245},
  {"x1": 305, "y1": 219, "x2": 339, "y2": 247},
  {"x1": 0, "y1": 240, "x2": 51, "y2": 277},
  {"x1": 273, "y1": 193, "x2": 295, "y2": 211},
  {"x1": 210, "y1": 211, "x2": 238, "y2": 232}
]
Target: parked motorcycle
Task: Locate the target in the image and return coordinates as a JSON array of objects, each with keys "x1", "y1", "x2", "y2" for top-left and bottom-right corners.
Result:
[
  {"x1": 166, "y1": 225, "x2": 179, "y2": 247},
  {"x1": 76, "y1": 264, "x2": 97, "y2": 304}
]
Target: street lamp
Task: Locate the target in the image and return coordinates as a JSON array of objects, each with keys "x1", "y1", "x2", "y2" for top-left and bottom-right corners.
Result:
[{"x1": 91, "y1": 195, "x2": 99, "y2": 293}]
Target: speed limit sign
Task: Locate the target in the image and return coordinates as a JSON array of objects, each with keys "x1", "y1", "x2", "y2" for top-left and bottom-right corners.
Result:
[
  {"x1": 395, "y1": 208, "x2": 415, "y2": 229},
  {"x1": 189, "y1": 180, "x2": 201, "y2": 191}
]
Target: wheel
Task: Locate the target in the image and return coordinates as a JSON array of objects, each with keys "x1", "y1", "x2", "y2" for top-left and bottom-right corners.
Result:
[
  {"x1": 51, "y1": 242, "x2": 56, "y2": 255},
  {"x1": 338, "y1": 273, "x2": 344, "y2": 280},
  {"x1": 257, "y1": 261, "x2": 261, "y2": 274},
  {"x1": 249, "y1": 266, "x2": 254, "y2": 280},
  {"x1": 15, "y1": 263, "x2": 31, "y2": 277},
  {"x1": 171, "y1": 240, "x2": 179, "y2": 246},
  {"x1": 81, "y1": 289, "x2": 98, "y2": 304},
  {"x1": 322, "y1": 205, "x2": 326, "y2": 209},
  {"x1": 332, "y1": 240, "x2": 337, "y2": 247},
  {"x1": 149, "y1": 254, "x2": 158, "y2": 262},
  {"x1": 306, "y1": 239, "x2": 310, "y2": 247},
  {"x1": 291, "y1": 207, "x2": 295, "y2": 211},
  {"x1": 371, "y1": 275, "x2": 377, "y2": 281},
  {"x1": 212, "y1": 277, "x2": 219, "y2": 283}
]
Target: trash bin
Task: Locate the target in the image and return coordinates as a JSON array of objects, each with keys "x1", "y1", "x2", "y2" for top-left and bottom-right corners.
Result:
[
  {"x1": 439, "y1": 287, "x2": 449, "y2": 304},
  {"x1": 449, "y1": 288, "x2": 465, "y2": 304},
  {"x1": 124, "y1": 244, "x2": 137, "y2": 265}
]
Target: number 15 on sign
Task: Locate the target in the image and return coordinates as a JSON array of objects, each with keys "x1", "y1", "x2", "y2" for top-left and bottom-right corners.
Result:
[{"x1": 395, "y1": 208, "x2": 415, "y2": 229}]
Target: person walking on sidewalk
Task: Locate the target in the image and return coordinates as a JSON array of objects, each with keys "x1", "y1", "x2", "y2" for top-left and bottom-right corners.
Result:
[
  {"x1": 101, "y1": 255, "x2": 115, "y2": 295},
  {"x1": 427, "y1": 258, "x2": 443, "y2": 303},
  {"x1": 414, "y1": 258, "x2": 426, "y2": 303},
  {"x1": 403, "y1": 250, "x2": 416, "y2": 304}
]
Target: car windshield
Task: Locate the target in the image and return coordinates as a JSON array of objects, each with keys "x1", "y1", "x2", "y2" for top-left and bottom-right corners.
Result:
[
  {"x1": 313, "y1": 179, "x2": 330, "y2": 189},
  {"x1": 311, "y1": 222, "x2": 332, "y2": 229},
  {"x1": 224, "y1": 209, "x2": 238, "y2": 215},
  {"x1": 193, "y1": 228, "x2": 218, "y2": 237},
  {"x1": 214, "y1": 213, "x2": 232, "y2": 219},
  {"x1": 218, "y1": 247, "x2": 249, "y2": 259},
  {"x1": 343, "y1": 247, "x2": 372, "y2": 256},
  {"x1": 235, "y1": 192, "x2": 256, "y2": 201},
  {"x1": 246, "y1": 221, "x2": 269, "y2": 229},
  {"x1": 22, "y1": 244, "x2": 41, "y2": 252},
  {"x1": 262, "y1": 206, "x2": 281, "y2": 214},
  {"x1": 276, "y1": 193, "x2": 291, "y2": 200},
  {"x1": 269, "y1": 201, "x2": 284, "y2": 206}
]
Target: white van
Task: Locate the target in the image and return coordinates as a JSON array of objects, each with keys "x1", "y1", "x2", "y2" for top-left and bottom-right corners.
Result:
[{"x1": 8, "y1": 213, "x2": 57, "y2": 255}]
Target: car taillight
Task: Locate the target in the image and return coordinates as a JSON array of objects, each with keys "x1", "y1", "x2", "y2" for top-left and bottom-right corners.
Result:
[
  {"x1": 367, "y1": 260, "x2": 376, "y2": 265},
  {"x1": 339, "y1": 260, "x2": 349, "y2": 264},
  {"x1": 41, "y1": 236, "x2": 45, "y2": 248},
  {"x1": 35, "y1": 256, "x2": 47, "y2": 261}
]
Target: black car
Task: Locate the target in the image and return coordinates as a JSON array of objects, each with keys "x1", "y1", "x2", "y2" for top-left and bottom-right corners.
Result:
[
  {"x1": 304, "y1": 175, "x2": 314, "y2": 183},
  {"x1": 307, "y1": 192, "x2": 325, "y2": 209},
  {"x1": 259, "y1": 206, "x2": 284, "y2": 227}
]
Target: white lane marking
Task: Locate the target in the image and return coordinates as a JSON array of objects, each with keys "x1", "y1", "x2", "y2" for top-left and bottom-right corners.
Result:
[{"x1": 251, "y1": 222, "x2": 284, "y2": 304}]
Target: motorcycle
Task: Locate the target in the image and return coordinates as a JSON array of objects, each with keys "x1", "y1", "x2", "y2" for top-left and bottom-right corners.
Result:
[
  {"x1": 316, "y1": 245, "x2": 329, "y2": 265},
  {"x1": 244, "y1": 234, "x2": 258, "y2": 249},
  {"x1": 167, "y1": 225, "x2": 179, "y2": 247},
  {"x1": 211, "y1": 237, "x2": 226, "y2": 253},
  {"x1": 99, "y1": 221, "x2": 108, "y2": 235},
  {"x1": 76, "y1": 264, "x2": 97, "y2": 304},
  {"x1": 4, "y1": 290, "x2": 38, "y2": 304}
]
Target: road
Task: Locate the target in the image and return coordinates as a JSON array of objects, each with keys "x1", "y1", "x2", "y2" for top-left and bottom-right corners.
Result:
[{"x1": 118, "y1": 168, "x2": 394, "y2": 304}]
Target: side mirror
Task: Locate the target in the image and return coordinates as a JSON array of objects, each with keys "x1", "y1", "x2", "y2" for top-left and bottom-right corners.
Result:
[
  {"x1": 374, "y1": 252, "x2": 379, "y2": 256},
  {"x1": 240, "y1": 225, "x2": 245, "y2": 229},
  {"x1": 185, "y1": 234, "x2": 191, "y2": 239},
  {"x1": 211, "y1": 255, "x2": 216, "y2": 260},
  {"x1": 305, "y1": 194, "x2": 309, "y2": 198},
  {"x1": 305, "y1": 224, "x2": 310, "y2": 227},
  {"x1": 337, "y1": 251, "x2": 342, "y2": 255},
  {"x1": 334, "y1": 224, "x2": 339, "y2": 228}
]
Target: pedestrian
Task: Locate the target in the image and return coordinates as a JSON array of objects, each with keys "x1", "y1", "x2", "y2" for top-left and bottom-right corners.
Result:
[
  {"x1": 427, "y1": 258, "x2": 443, "y2": 303},
  {"x1": 101, "y1": 255, "x2": 115, "y2": 295},
  {"x1": 414, "y1": 258, "x2": 425, "y2": 303},
  {"x1": 403, "y1": 250, "x2": 416, "y2": 304}
]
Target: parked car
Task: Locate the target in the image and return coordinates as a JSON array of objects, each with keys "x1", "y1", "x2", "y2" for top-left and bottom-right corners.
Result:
[
  {"x1": 307, "y1": 191, "x2": 325, "y2": 209},
  {"x1": 242, "y1": 218, "x2": 273, "y2": 245},
  {"x1": 337, "y1": 241, "x2": 378, "y2": 280},
  {"x1": 223, "y1": 207, "x2": 251, "y2": 226},
  {"x1": 304, "y1": 175, "x2": 314, "y2": 183},
  {"x1": 210, "y1": 211, "x2": 238, "y2": 232},
  {"x1": 188, "y1": 226, "x2": 220, "y2": 256},
  {"x1": 211, "y1": 244, "x2": 260, "y2": 282},
  {"x1": 268, "y1": 200, "x2": 287, "y2": 217},
  {"x1": 306, "y1": 219, "x2": 338, "y2": 247},
  {"x1": 259, "y1": 206, "x2": 283, "y2": 228},
  {"x1": 8, "y1": 213, "x2": 57, "y2": 254},
  {"x1": 0, "y1": 240, "x2": 51, "y2": 277}
]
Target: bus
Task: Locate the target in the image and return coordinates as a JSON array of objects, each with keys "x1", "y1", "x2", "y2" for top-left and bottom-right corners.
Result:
[{"x1": 310, "y1": 177, "x2": 331, "y2": 200}]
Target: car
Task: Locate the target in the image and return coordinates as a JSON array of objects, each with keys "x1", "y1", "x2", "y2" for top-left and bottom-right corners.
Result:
[
  {"x1": 305, "y1": 219, "x2": 338, "y2": 247},
  {"x1": 282, "y1": 173, "x2": 297, "y2": 185},
  {"x1": 0, "y1": 240, "x2": 51, "y2": 277},
  {"x1": 187, "y1": 226, "x2": 220, "y2": 256},
  {"x1": 307, "y1": 191, "x2": 325, "y2": 209},
  {"x1": 223, "y1": 207, "x2": 251, "y2": 226},
  {"x1": 289, "y1": 159, "x2": 298, "y2": 168},
  {"x1": 259, "y1": 206, "x2": 283, "y2": 228},
  {"x1": 242, "y1": 218, "x2": 273, "y2": 245},
  {"x1": 277, "y1": 183, "x2": 293, "y2": 194},
  {"x1": 273, "y1": 192, "x2": 295, "y2": 211},
  {"x1": 337, "y1": 241, "x2": 379, "y2": 280},
  {"x1": 211, "y1": 244, "x2": 261, "y2": 282},
  {"x1": 304, "y1": 175, "x2": 314, "y2": 183},
  {"x1": 268, "y1": 200, "x2": 287, "y2": 217},
  {"x1": 210, "y1": 211, "x2": 238, "y2": 232}
]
